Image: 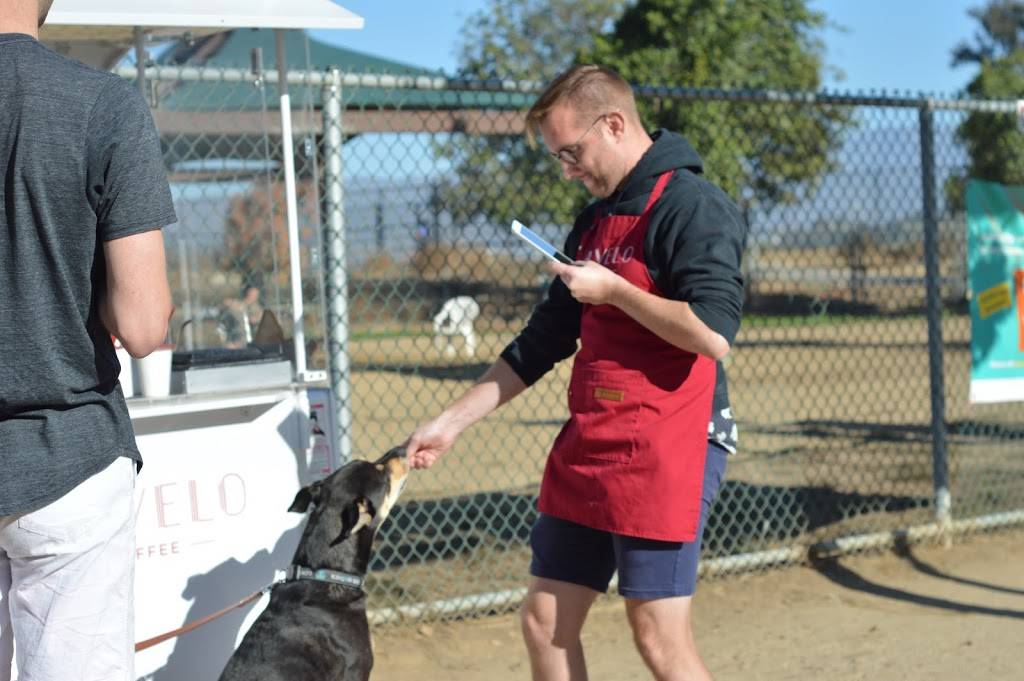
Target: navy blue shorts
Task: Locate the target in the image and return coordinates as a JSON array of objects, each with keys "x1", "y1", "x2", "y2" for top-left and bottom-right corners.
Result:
[{"x1": 529, "y1": 442, "x2": 728, "y2": 599}]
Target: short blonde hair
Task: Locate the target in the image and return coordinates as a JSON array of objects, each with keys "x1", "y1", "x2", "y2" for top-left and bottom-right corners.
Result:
[{"x1": 524, "y1": 64, "x2": 640, "y2": 147}]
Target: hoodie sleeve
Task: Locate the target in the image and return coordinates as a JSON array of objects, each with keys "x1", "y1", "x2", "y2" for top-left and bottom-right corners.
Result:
[
  {"x1": 498, "y1": 212, "x2": 593, "y2": 386},
  {"x1": 648, "y1": 180, "x2": 746, "y2": 346},
  {"x1": 498, "y1": 273, "x2": 581, "y2": 386}
]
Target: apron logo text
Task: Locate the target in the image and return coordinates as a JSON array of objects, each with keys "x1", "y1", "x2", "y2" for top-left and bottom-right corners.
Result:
[{"x1": 583, "y1": 245, "x2": 635, "y2": 266}]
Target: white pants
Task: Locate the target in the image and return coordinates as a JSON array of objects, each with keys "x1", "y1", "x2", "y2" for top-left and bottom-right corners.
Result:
[{"x1": 0, "y1": 457, "x2": 135, "y2": 681}]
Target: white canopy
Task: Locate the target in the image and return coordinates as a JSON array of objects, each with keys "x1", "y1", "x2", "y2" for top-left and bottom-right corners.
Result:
[
  {"x1": 42, "y1": 0, "x2": 363, "y2": 40},
  {"x1": 40, "y1": 0, "x2": 363, "y2": 75}
]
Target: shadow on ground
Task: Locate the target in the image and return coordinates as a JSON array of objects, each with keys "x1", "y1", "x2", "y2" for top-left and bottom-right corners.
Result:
[
  {"x1": 809, "y1": 548, "x2": 1024, "y2": 620},
  {"x1": 370, "y1": 481, "x2": 929, "y2": 572},
  {"x1": 891, "y1": 538, "x2": 1024, "y2": 597}
]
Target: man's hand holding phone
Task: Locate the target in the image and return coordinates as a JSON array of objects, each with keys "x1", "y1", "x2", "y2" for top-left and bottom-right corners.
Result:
[
  {"x1": 550, "y1": 259, "x2": 626, "y2": 306},
  {"x1": 510, "y1": 219, "x2": 625, "y2": 303}
]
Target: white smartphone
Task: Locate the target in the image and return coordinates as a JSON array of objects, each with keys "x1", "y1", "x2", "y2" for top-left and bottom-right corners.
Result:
[{"x1": 511, "y1": 220, "x2": 576, "y2": 265}]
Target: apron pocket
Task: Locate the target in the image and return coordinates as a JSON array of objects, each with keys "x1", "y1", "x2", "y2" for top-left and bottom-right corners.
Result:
[{"x1": 569, "y1": 367, "x2": 642, "y2": 464}]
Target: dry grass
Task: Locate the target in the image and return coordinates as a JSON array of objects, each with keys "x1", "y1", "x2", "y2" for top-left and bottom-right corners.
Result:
[{"x1": 343, "y1": 315, "x2": 1024, "y2": 502}]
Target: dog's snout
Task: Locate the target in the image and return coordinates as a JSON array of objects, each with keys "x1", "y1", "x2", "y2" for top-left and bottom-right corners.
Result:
[
  {"x1": 368, "y1": 447, "x2": 409, "y2": 527},
  {"x1": 388, "y1": 453, "x2": 409, "y2": 479},
  {"x1": 373, "y1": 447, "x2": 409, "y2": 488}
]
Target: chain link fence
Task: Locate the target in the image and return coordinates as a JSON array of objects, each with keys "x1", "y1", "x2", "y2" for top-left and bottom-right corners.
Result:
[
  {"x1": 122, "y1": 63, "x2": 1024, "y2": 624},
  {"x1": 144, "y1": 67, "x2": 329, "y2": 363}
]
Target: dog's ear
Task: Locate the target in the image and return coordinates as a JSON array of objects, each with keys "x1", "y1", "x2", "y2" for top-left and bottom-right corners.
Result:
[
  {"x1": 332, "y1": 496, "x2": 377, "y2": 545},
  {"x1": 288, "y1": 480, "x2": 323, "y2": 513}
]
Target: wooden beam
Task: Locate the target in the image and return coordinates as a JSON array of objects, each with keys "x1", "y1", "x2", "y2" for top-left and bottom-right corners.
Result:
[
  {"x1": 152, "y1": 109, "x2": 526, "y2": 136},
  {"x1": 153, "y1": 110, "x2": 321, "y2": 136},
  {"x1": 342, "y1": 110, "x2": 525, "y2": 135}
]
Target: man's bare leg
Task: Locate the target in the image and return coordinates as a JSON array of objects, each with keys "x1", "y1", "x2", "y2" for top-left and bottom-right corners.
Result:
[
  {"x1": 625, "y1": 595, "x2": 712, "y2": 681},
  {"x1": 520, "y1": 577, "x2": 600, "y2": 681}
]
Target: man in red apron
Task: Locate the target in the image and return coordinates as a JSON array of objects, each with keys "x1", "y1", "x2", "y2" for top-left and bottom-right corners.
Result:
[{"x1": 406, "y1": 64, "x2": 745, "y2": 681}]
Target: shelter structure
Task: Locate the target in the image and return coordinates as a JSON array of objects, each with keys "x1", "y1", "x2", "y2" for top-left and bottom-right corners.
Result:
[
  {"x1": 149, "y1": 28, "x2": 530, "y2": 139},
  {"x1": 42, "y1": 0, "x2": 364, "y2": 381}
]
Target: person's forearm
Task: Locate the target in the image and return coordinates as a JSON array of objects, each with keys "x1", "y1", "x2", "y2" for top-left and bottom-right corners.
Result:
[
  {"x1": 435, "y1": 358, "x2": 528, "y2": 434},
  {"x1": 609, "y1": 282, "x2": 729, "y2": 360},
  {"x1": 102, "y1": 231, "x2": 174, "y2": 357}
]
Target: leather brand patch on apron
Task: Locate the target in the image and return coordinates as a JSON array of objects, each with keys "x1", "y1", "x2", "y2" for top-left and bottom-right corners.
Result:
[{"x1": 593, "y1": 387, "x2": 625, "y2": 402}]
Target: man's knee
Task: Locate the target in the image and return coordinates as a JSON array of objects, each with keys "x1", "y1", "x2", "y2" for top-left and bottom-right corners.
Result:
[
  {"x1": 627, "y1": 598, "x2": 698, "y2": 669},
  {"x1": 520, "y1": 595, "x2": 584, "y2": 651},
  {"x1": 630, "y1": 611, "x2": 673, "y2": 667},
  {"x1": 520, "y1": 595, "x2": 569, "y2": 641},
  {"x1": 520, "y1": 600, "x2": 554, "y2": 650}
]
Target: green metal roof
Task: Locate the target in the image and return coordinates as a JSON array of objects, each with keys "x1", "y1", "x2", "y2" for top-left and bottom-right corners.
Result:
[
  {"x1": 154, "y1": 29, "x2": 531, "y2": 112},
  {"x1": 160, "y1": 28, "x2": 429, "y2": 75}
]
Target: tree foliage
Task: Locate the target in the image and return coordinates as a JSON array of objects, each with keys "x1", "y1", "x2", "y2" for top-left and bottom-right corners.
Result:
[
  {"x1": 436, "y1": 0, "x2": 846, "y2": 228},
  {"x1": 456, "y1": 0, "x2": 626, "y2": 81},
  {"x1": 434, "y1": 0, "x2": 625, "y2": 227},
  {"x1": 952, "y1": 0, "x2": 1024, "y2": 66},
  {"x1": 222, "y1": 180, "x2": 318, "y2": 294},
  {"x1": 586, "y1": 0, "x2": 846, "y2": 207},
  {"x1": 947, "y1": 1, "x2": 1024, "y2": 210}
]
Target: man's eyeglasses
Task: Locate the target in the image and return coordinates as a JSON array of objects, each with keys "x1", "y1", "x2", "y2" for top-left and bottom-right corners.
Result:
[{"x1": 550, "y1": 114, "x2": 607, "y2": 166}]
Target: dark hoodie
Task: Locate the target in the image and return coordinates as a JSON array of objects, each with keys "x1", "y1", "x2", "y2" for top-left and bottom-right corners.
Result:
[{"x1": 500, "y1": 129, "x2": 746, "y2": 453}]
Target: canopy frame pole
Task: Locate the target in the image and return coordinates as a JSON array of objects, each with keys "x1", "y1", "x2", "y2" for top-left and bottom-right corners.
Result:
[
  {"x1": 133, "y1": 26, "x2": 146, "y2": 95},
  {"x1": 321, "y1": 68, "x2": 352, "y2": 464},
  {"x1": 275, "y1": 29, "x2": 310, "y2": 380}
]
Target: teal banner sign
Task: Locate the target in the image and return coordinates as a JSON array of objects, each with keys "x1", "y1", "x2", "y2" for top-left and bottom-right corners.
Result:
[{"x1": 965, "y1": 179, "x2": 1024, "y2": 403}]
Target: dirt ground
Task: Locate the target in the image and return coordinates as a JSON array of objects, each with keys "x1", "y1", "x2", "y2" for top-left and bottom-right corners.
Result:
[{"x1": 369, "y1": 529, "x2": 1024, "y2": 681}]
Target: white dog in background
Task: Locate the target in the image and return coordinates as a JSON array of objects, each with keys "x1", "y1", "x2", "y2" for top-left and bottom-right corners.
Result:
[{"x1": 433, "y1": 296, "x2": 480, "y2": 359}]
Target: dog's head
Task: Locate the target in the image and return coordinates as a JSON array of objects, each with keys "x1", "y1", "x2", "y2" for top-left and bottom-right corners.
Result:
[{"x1": 288, "y1": 447, "x2": 409, "y2": 548}]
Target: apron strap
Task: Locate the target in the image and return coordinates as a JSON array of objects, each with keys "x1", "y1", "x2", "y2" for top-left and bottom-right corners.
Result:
[
  {"x1": 582, "y1": 169, "x2": 676, "y2": 253},
  {"x1": 642, "y1": 170, "x2": 674, "y2": 213}
]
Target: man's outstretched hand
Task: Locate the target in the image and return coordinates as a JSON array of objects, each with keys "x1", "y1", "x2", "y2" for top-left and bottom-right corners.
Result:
[{"x1": 404, "y1": 417, "x2": 458, "y2": 469}]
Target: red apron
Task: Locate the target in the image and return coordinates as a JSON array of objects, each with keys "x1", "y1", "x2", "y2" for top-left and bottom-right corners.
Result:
[{"x1": 537, "y1": 171, "x2": 716, "y2": 542}]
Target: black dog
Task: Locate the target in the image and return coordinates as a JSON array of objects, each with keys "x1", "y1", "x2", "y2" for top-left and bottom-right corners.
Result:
[{"x1": 219, "y1": 447, "x2": 409, "y2": 681}]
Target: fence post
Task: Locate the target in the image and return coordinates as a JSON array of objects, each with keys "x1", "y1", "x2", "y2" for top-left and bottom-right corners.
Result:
[
  {"x1": 322, "y1": 68, "x2": 353, "y2": 465},
  {"x1": 918, "y1": 100, "x2": 952, "y2": 541}
]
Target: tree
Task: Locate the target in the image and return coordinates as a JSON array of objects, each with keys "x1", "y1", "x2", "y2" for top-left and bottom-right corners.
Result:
[
  {"x1": 586, "y1": 0, "x2": 847, "y2": 207},
  {"x1": 222, "y1": 179, "x2": 320, "y2": 311},
  {"x1": 433, "y1": 0, "x2": 625, "y2": 228},
  {"x1": 952, "y1": 0, "x2": 1024, "y2": 64},
  {"x1": 946, "y1": 1, "x2": 1024, "y2": 211},
  {"x1": 435, "y1": 0, "x2": 846, "y2": 229},
  {"x1": 456, "y1": 0, "x2": 626, "y2": 81}
]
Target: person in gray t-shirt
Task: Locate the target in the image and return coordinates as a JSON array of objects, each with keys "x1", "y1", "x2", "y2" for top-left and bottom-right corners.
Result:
[{"x1": 0, "y1": 2, "x2": 176, "y2": 678}]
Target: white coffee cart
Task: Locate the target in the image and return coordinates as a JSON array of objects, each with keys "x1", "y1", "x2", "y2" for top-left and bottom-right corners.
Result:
[{"x1": 41, "y1": 2, "x2": 364, "y2": 678}]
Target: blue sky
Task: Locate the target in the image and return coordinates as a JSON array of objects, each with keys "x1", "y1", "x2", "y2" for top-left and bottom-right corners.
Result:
[{"x1": 312, "y1": 0, "x2": 983, "y2": 95}]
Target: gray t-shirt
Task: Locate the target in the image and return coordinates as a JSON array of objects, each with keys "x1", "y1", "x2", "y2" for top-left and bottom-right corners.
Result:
[{"x1": 0, "y1": 35, "x2": 177, "y2": 516}]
